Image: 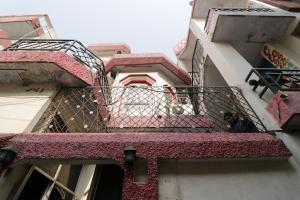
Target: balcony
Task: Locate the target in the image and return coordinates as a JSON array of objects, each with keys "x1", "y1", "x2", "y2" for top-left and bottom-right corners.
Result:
[
  {"x1": 0, "y1": 39, "x2": 108, "y2": 88},
  {"x1": 33, "y1": 86, "x2": 266, "y2": 133},
  {"x1": 204, "y1": 8, "x2": 294, "y2": 42},
  {"x1": 245, "y1": 67, "x2": 300, "y2": 130}
]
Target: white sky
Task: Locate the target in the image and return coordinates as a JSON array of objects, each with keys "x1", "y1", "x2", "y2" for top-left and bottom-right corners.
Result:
[{"x1": 0, "y1": 0, "x2": 192, "y2": 61}]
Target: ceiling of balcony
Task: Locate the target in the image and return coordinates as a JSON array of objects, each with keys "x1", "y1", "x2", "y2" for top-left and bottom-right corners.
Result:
[{"x1": 210, "y1": 15, "x2": 294, "y2": 43}]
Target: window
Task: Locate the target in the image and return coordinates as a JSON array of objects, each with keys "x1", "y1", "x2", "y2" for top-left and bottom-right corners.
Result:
[
  {"x1": 176, "y1": 88, "x2": 190, "y2": 104},
  {"x1": 15, "y1": 164, "x2": 81, "y2": 200},
  {"x1": 124, "y1": 86, "x2": 152, "y2": 116}
]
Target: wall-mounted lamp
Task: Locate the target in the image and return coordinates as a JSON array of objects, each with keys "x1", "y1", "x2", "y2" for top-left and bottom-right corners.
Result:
[
  {"x1": 124, "y1": 146, "x2": 136, "y2": 165},
  {"x1": 0, "y1": 145, "x2": 16, "y2": 167},
  {"x1": 280, "y1": 93, "x2": 289, "y2": 101}
]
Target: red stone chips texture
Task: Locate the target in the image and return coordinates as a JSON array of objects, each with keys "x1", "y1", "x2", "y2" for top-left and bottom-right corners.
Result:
[
  {"x1": 1, "y1": 132, "x2": 291, "y2": 200},
  {"x1": 0, "y1": 51, "x2": 96, "y2": 86}
]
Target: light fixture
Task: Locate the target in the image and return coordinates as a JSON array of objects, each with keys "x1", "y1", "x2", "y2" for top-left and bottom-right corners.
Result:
[
  {"x1": 280, "y1": 93, "x2": 289, "y2": 101},
  {"x1": 0, "y1": 145, "x2": 17, "y2": 167},
  {"x1": 124, "y1": 146, "x2": 136, "y2": 165}
]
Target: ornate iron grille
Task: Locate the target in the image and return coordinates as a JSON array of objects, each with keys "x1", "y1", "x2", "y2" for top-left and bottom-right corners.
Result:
[
  {"x1": 191, "y1": 39, "x2": 203, "y2": 86},
  {"x1": 245, "y1": 68, "x2": 300, "y2": 98},
  {"x1": 4, "y1": 39, "x2": 109, "y2": 90},
  {"x1": 33, "y1": 86, "x2": 267, "y2": 133}
]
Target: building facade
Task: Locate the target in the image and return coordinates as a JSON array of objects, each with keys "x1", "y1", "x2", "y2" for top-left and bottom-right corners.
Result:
[{"x1": 0, "y1": 0, "x2": 300, "y2": 199}]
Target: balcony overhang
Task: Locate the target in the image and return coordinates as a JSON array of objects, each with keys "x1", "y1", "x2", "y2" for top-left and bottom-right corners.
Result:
[
  {"x1": 0, "y1": 51, "x2": 96, "y2": 86},
  {"x1": 105, "y1": 53, "x2": 192, "y2": 85},
  {"x1": 205, "y1": 8, "x2": 295, "y2": 42}
]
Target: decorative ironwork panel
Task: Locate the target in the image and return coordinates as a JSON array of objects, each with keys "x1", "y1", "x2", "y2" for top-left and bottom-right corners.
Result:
[{"x1": 33, "y1": 86, "x2": 267, "y2": 133}]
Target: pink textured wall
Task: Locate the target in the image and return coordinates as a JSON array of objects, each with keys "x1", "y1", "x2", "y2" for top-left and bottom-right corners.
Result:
[{"x1": 1, "y1": 132, "x2": 291, "y2": 200}]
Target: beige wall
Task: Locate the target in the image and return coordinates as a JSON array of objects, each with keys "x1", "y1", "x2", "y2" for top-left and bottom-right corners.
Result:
[
  {"x1": 159, "y1": 159, "x2": 300, "y2": 200},
  {"x1": 0, "y1": 84, "x2": 57, "y2": 133}
]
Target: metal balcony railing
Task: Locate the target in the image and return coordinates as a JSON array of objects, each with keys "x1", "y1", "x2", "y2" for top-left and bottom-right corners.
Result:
[
  {"x1": 4, "y1": 39, "x2": 109, "y2": 87},
  {"x1": 245, "y1": 68, "x2": 300, "y2": 98},
  {"x1": 33, "y1": 86, "x2": 267, "y2": 133},
  {"x1": 191, "y1": 39, "x2": 203, "y2": 86}
]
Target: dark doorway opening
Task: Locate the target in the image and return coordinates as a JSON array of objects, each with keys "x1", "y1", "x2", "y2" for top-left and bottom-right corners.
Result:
[
  {"x1": 17, "y1": 170, "x2": 51, "y2": 200},
  {"x1": 90, "y1": 165, "x2": 124, "y2": 200}
]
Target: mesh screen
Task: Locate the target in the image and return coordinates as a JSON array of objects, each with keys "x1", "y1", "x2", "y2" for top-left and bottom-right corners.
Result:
[{"x1": 33, "y1": 86, "x2": 266, "y2": 133}]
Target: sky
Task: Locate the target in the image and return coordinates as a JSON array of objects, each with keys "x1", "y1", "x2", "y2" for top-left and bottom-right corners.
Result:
[{"x1": 0, "y1": 0, "x2": 192, "y2": 61}]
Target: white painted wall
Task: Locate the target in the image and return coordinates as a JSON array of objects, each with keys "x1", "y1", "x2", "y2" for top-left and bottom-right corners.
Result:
[{"x1": 0, "y1": 84, "x2": 57, "y2": 133}]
